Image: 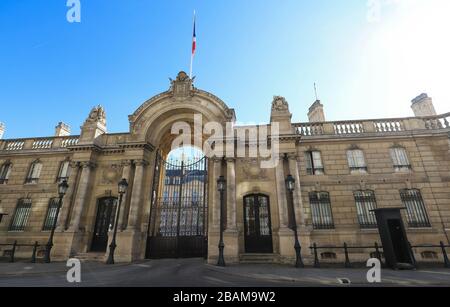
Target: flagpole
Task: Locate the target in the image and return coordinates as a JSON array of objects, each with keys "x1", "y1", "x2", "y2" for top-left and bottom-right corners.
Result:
[{"x1": 189, "y1": 10, "x2": 196, "y2": 79}]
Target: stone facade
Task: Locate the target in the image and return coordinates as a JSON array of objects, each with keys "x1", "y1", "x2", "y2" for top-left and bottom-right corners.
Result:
[{"x1": 0, "y1": 72, "x2": 449, "y2": 265}]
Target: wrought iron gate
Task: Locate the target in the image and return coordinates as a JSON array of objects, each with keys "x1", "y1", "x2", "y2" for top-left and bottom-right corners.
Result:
[{"x1": 146, "y1": 153, "x2": 208, "y2": 259}]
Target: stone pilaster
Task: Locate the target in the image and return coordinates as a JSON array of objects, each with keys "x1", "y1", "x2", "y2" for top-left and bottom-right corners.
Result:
[
  {"x1": 56, "y1": 161, "x2": 80, "y2": 231},
  {"x1": 225, "y1": 158, "x2": 237, "y2": 231},
  {"x1": 67, "y1": 161, "x2": 95, "y2": 232},
  {"x1": 126, "y1": 159, "x2": 148, "y2": 230},
  {"x1": 275, "y1": 155, "x2": 288, "y2": 229},
  {"x1": 118, "y1": 160, "x2": 132, "y2": 230}
]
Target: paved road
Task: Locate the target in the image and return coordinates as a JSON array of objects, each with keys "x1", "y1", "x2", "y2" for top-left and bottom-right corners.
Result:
[{"x1": 0, "y1": 258, "x2": 449, "y2": 287}]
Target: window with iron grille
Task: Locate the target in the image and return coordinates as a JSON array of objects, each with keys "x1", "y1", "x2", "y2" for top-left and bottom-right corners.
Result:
[
  {"x1": 56, "y1": 161, "x2": 71, "y2": 183},
  {"x1": 9, "y1": 199, "x2": 32, "y2": 231},
  {"x1": 390, "y1": 147, "x2": 411, "y2": 172},
  {"x1": 305, "y1": 151, "x2": 325, "y2": 175},
  {"x1": 400, "y1": 189, "x2": 431, "y2": 228},
  {"x1": 0, "y1": 162, "x2": 12, "y2": 184},
  {"x1": 354, "y1": 190, "x2": 378, "y2": 229},
  {"x1": 347, "y1": 149, "x2": 368, "y2": 174},
  {"x1": 25, "y1": 160, "x2": 42, "y2": 184},
  {"x1": 42, "y1": 198, "x2": 60, "y2": 231},
  {"x1": 309, "y1": 192, "x2": 334, "y2": 230}
]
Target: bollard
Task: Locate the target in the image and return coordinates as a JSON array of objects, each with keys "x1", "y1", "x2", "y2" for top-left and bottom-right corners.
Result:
[
  {"x1": 10, "y1": 241, "x2": 17, "y2": 263},
  {"x1": 440, "y1": 241, "x2": 450, "y2": 268},
  {"x1": 344, "y1": 243, "x2": 352, "y2": 268},
  {"x1": 31, "y1": 241, "x2": 38, "y2": 263},
  {"x1": 313, "y1": 243, "x2": 320, "y2": 268}
]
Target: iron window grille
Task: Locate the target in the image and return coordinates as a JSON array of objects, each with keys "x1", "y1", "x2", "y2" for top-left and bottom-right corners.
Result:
[
  {"x1": 42, "y1": 198, "x2": 60, "y2": 231},
  {"x1": 0, "y1": 162, "x2": 12, "y2": 184},
  {"x1": 347, "y1": 149, "x2": 368, "y2": 174},
  {"x1": 354, "y1": 190, "x2": 378, "y2": 229},
  {"x1": 9, "y1": 199, "x2": 32, "y2": 231},
  {"x1": 309, "y1": 192, "x2": 335, "y2": 230},
  {"x1": 25, "y1": 161, "x2": 42, "y2": 184},
  {"x1": 56, "y1": 161, "x2": 71, "y2": 183},
  {"x1": 400, "y1": 189, "x2": 431, "y2": 228},
  {"x1": 305, "y1": 151, "x2": 325, "y2": 175},
  {"x1": 390, "y1": 147, "x2": 412, "y2": 172}
]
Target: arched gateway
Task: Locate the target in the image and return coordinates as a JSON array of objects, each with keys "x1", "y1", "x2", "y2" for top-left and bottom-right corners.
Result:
[{"x1": 129, "y1": 72, "x2": 235, "y2": 260}]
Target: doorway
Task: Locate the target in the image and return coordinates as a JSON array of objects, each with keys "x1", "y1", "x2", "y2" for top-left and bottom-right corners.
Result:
[
  {"x1": 91, "y1": 197, "x2": 117, "y2": 252},
  {"x1": 243, "y1": 194, "x2": 273, "y2": 254}
]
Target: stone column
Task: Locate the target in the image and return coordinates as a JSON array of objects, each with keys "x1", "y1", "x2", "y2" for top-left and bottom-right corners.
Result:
[
  {"x1": 288, "y1": 154, "x2": 305, "y2": 225},
  {"x1": 56, "y1": 161, "x2": 80, "y2": 231},
  {"x1": 211, "y1": 158, "x2": 222, "y2": 229},
  {"x1": 226, "y1": 158, "x2": 237, "y2": 231},
  {"x1": 118, "y1": 160, "x2": 132, "y2": 230},
  {"x1": 68, "y1": 161, "x2": 95, "y2": 232},
  {"x1": 126, "y1": 159, "x2": 148, "y2": 231},
  {"x1": 275, "y1": 155, "x2": 288, "y2": 228}
]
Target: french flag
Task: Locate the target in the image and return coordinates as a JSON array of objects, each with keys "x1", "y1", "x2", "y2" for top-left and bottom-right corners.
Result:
[{"x1": 192, "y1": 14, "x2": 197, "y2": 56}]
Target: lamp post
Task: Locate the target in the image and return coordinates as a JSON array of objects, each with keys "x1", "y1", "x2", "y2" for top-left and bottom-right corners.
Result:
[
  {"x1": 44, "y1": 180, "x2": 69, "y2": 263},
  {"x1": 106, "y1": 178, "x2": 128, "y2": 265},
  {"x1": 217, "y1": 176, "x2": 226, "y2": 267},
  {"x1": 285, "y1": 174, "x2": 304, "y2": 268}
]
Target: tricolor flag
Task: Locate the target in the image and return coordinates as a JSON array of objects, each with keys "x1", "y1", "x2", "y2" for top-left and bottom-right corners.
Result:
[{"x1": 192, "y1": 14, "x2": 197, "y2": 56}]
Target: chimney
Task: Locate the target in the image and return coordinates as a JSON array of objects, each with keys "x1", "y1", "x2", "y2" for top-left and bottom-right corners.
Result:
[
  {"x1": 55, "y1": 122, "x2": 71, "y2": 137},
  {"x1": 308, "y1": 100, "x2": 326, "y2": 122},
  {"x1": 0, "y1": 122, "x2": 5, "y2": 139},
  {"x1": 411, "y1": 93, "x2": 437, "y2": 117}
]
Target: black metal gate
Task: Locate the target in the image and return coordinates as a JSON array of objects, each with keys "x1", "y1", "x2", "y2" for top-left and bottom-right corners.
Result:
[
  {"x1": 243, "y1": 194, "x2": 273, "y2": 254},
  {"x1": 146, "y1": 153, "x2": 208, "y2": 259},
  {"x1": 91, "y1": 197, "x2": 117, "y2": 252}
]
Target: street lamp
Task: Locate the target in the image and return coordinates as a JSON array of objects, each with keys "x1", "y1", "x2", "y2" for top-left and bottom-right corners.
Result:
[
  {"x1": 285, "y1": 174, "x2": 304, "y2": 268},
  {"x1": 44, "y1": 179, "x2": 69, "y2": 263},
  {"x1": 217, "y1": 176, "x2": 226, "y2": 267},
  {"x1": 106, "y1": 178, "x2": 128, "y2": 265}
]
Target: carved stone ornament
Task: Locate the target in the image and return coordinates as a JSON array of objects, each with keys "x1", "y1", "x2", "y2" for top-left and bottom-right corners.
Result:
[
  {"x1": 271, "y1": 96, "x2": 289, "y2": 112},
  {"x1": 169, "y1": 71, "x2": 195, "y2": 98},
  {"x1": 100, "y1": 164, "x2": 122, "y2": 185},
  {"x1": 85, "y1": 105, "x2": 106, "y2": 126},
  {"x1": 241, "y1": 158, "x2": 269, "y2": 181}
]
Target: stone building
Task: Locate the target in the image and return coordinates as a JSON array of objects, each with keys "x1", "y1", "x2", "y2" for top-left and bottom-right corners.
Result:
[{"x1": 0, "y1": 71, "x2": 449, "y2": 265}]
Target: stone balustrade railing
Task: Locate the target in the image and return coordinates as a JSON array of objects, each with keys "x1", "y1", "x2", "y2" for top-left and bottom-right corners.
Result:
[
  {"x1": 294, "y1": 113, "x2": 450, "y2": 137},
  {"x1": 0, "y1": 136, "x2": 79, "y2": 152}
]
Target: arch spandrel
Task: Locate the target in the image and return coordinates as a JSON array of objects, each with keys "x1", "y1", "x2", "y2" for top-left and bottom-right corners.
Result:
[{"x1": 128, "y1": 72, "x2": 236, "y2": 146}]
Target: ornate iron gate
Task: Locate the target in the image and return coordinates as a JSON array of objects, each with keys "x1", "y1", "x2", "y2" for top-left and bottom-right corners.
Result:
[{"x1": 146, "y1": 153, "x2": 208, "y2": 259}]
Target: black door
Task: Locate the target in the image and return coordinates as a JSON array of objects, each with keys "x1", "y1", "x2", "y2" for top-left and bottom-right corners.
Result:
[
  {"x1": 244, "y1": 194, "x2": 273, "y2": 253},
  {"x1": 388, "y1": 219, "x2": 410, "y2": 264},
  {"x1": 91, "y1": 197, "x2": 117, "y2": 252}
]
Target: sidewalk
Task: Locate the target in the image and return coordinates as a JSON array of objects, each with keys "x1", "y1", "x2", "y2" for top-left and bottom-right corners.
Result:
[{"x1": 0, "y1": 262, "x2": 69, "y2": 277}]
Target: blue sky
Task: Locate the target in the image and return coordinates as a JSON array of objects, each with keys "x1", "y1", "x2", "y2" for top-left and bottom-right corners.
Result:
[{"x1": 1, "y1": 0, "x2": 449, "y2": 138}]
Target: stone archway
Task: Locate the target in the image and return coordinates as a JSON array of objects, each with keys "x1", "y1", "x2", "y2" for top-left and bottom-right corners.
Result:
[{"x1": 127, "y1": 72, "x2": 235, "y2": 259}]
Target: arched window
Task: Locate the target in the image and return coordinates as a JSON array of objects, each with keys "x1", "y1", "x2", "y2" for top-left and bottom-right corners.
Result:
[
  {"x1": 25, "y1": 160, "x2": 43, "y2": 184},
  {"x1": 9, "y1": 198, "x2": 32, "y2": 231},
  {"x1": 347, "y1": 148, "x2": 368, "y2": 174},
  {"x1": 390, "y1": 146, "x2": 411, "y2": 172},
  {"x1": 0, "y1": 161, "x2": 12, "y2": 184},
  {"x1": 400, "y1": 189, "x2": 431, "y2": 228},
  {"x1": 309, "y1": 192, "x2": 334, "y2": 229},
  {"x1": 56, "y1": 160, "x2": 71, "y2": 183},
  {"x1": 354, "y1": 190, "x2": 378, "y2": 229},
  {"x1": 305, "y1": 150, "x2": 324, "y2": 175}
]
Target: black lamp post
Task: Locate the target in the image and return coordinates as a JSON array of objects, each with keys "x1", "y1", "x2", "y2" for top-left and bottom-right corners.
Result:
[
  {"x1": 106, "y1": 178, "x2": 128, "y2": 265},
  {"x1": 217, "y1": 175, "x2": 226, "y2": 267},
  {"x1": 44, "y1": 179, "x2": 69, "y2": 263},
  {"x1": 285, "y1": 174, "x2": 304, "y2": 268}
]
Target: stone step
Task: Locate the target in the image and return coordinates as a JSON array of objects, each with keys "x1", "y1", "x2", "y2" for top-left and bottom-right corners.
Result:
[
  {"x1": 73, "y1": 252, "x2": 106, "y2": 262},
  {"x1": 239, "y1": 253, "x2": 280, "y2": 264}
]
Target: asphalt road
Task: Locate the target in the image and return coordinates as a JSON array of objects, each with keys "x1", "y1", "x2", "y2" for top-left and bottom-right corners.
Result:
[{"x1": 0, "y1": 258, "x2": 450, "y2": 287}]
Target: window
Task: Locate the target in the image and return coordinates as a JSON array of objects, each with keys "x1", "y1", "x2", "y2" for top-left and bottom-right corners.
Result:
[
  {"x1": 347, "y1": 149, "x2": 368, "y2": 173},
  {"x1": 56, "y1": 160, "x2": 71, "y2": 183},
  {"x1": 9, "y1": 199, "x2": 32, "y2": 231},
  {"x1": 390, "y1": 147, "x2": 411, "y2": 172},
  {"x1": 0, "y1": 162, "x2": 12, "y2": 184},
  {"x1": 400, "y1": 189, "x2": 431, "y2": 228},
  {"x1": 25, "y1": 160, "x2": 42, "y2": 184},
  {"x1": 309, "y1": 192, "x2": 334, "y2": 230},
  {"x1": 42, "y1": 198, "x2": 60, "y2": 231},
  {"x1": 305, "y1": 151, "x2": 324, "y2": 175},
  {"x1": 354, "y1": 191, "x2": 378, "y2": 229}
]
